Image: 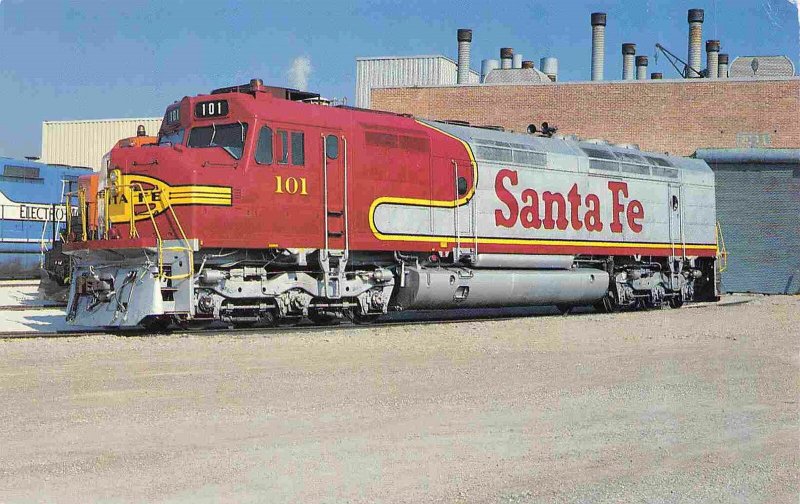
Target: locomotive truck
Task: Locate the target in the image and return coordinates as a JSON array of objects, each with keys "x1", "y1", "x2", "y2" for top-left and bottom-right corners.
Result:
[{"x1": 63, "y1": 79, "x2": 718, "y2": 328}]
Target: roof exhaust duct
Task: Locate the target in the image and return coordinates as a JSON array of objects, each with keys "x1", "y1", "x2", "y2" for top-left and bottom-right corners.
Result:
[
  {"x1": 512, "y1": 53, "x2": 523, "y2": 69},
  {"x1": 687, "y1": 9, "x2": 704, "y2": 78},
  {"x1": 706, "y1": 40, "x2": 720, "y2": 79},
  {"x1": 635, "y1": 56, "x2": 648, "y2": 80},
  {"x1": 718, "y1": 53, "x2": 729, "y2": 78},
  {"x1": 481, "y1": 59, "x2": 499, "y2": 83},
  {"x1": 457, "y1": 29, "x2": 473, "y2": 84},
  {"x1": 651, "y1": 72, "x2": 663, "y2": 80},
  {"x1": 540, "y1": 57, "x2": 558, "y2": 81},
  {"x1": 500, "y1": 48, "x2": 514, "y2": 69},
  {"x1": 521, "y1": 60, "x2": 535, "y2": 69},
  {"x1": 622, "y1": 43, "x2": 636, "y2": 80},
  {"x1": 590, "y1": 12, "x2": 607, "y2": 81}
]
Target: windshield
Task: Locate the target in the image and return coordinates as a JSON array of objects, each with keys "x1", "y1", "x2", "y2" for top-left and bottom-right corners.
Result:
[
  {"x1": 187, "y1": 123, "x2": 248, "y2": 159},
  {"x1": 158, "y1": 129, "x2": 185, "y2": 146}
]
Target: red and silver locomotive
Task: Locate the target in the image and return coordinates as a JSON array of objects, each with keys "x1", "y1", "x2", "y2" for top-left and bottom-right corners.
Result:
[{"x1": 64, "y1": 79, "x2": 718, "y2": 328}]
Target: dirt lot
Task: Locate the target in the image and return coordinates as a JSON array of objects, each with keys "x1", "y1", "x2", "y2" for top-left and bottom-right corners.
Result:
[{"x1": 0, "y1": 295, "x2": 798, "y2": 503}]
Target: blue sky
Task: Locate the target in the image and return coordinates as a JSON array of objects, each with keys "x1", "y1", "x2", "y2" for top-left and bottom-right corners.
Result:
[{"x1": 0, "y1": 0, "x2": 798, "y2": 160}]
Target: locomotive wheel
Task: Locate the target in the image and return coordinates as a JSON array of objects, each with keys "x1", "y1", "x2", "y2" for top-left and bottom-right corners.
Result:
[
  {"x1": 260, "y1": 310, "x2": 278, "y2": 327},
  {"x1": 140, "y1": 315, "x2": 173, "y2": 332},
  {"x1": 308, "y1": 311, "x2": 340, "y2": 326},
  {"x1": 593, "y1": 290, "x2": 618, "y2": 314},
  {"x1": 277, "y1": 315, "x2": 303, "y2": 327},
  {"x1": 668, "y1": 294, "x2": 684, "y2": 309},
  {"x1": 345, "y1": 309, "x2": 381, "y2": 325}
]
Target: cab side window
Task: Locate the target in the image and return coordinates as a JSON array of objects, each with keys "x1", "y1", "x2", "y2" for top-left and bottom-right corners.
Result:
[
  {"x1": 255, "y1": 126, "x2": 273, "y2": 164},
  {"x1": 257, "y1": 127, "x2": 303, "y2": 166},
  {"x1": 291, "y1": 132, "x2": 304, "y2": 166},
  {"x1": 277, "y1": 130, "x2": 289, "y2": 164}
]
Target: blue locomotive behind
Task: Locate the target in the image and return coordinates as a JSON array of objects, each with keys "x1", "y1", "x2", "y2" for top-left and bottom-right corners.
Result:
[{"x1": 0, "y1": 157, "x2": 92, "y2": 279}]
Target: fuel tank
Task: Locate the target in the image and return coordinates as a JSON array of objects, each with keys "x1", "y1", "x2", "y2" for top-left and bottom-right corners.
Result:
[{"x1": 393, "y1": 266, "x2": 609, "y2": 310}]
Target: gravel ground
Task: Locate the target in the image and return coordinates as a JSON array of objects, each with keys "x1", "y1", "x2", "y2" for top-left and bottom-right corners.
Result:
[{"x1": 0, "y1": 295, "x2": 797, "y2": 503}]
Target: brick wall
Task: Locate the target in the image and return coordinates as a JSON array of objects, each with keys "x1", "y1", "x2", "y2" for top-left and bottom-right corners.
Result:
[{"x1": 371, "y1": 79, "x2": 800, "y2": 156}]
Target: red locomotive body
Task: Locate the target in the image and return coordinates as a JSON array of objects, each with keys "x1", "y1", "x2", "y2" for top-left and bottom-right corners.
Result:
[{"x1": 64, "y1": 80, "x2": 718, "y2": 328}]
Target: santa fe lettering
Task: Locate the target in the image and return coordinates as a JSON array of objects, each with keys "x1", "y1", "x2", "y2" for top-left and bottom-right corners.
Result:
[{"x1": 494, "y1": 169, "x2": 644, "y2": 233}]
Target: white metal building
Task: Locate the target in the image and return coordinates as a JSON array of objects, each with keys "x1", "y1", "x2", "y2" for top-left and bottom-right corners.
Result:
[
  {"x1": 41, "y1": 118, "x2": 162, "y2": 171},
  {"x1": 729, "y1": 56, "x2": 796, "y2": 78},
  {"x1": 355, "y1": 55, "x2": 479, "y2": 109}
]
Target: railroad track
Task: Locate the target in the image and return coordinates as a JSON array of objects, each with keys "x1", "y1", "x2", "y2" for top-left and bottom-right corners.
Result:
[
  {"x1": 0, "y1": 304, "x2": 67, "y2": 312},
  {"x1": 0, "y1": 298, "x2": 752, "y2": 340},
  {"x1": 0, "y1": 312, "x2": 533, "y2": 340}
]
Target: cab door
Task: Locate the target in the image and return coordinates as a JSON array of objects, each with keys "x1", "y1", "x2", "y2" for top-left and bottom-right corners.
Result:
[
  {"x1": 253, "y1": 122, "x2": 318, "y2": 246},
  {"x1": 668, "y1": 183, "x2": 685, "y2": 258}
]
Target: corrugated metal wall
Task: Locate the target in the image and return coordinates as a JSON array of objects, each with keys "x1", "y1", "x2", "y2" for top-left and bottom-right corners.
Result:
[
  {"x1": 355, "y1": 56, "x2": 478, "y2": 109},
  {"x1": 41, "y1": 118, "x2": 162, "y2": 170},
  {"x1": 712, "y1": 161, "x2": 800, "y2": 294}
]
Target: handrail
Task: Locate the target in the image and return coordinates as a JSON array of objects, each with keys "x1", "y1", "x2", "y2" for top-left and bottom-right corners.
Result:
[
  {"x1": 62, "y1": 181, "x2": 193, "y2": 282},
  {"x1": 78, "y1": 187, "x2": 88, "y2": 242},
  {"x1": 164, "y1": 202, "x2": 195, "y2": 280},
  {"x1": 716, "y1": 221, "x2": 728, "y2": 273},
  {"x1": 125, "y1": 182, "x2": 193, "y2": 281},
  {"x1": 64, "y1": 194, "x2": 72, "y2": 239},
  {"x1": 453, "y1": 159, "x2": 460, "y2": 258}
]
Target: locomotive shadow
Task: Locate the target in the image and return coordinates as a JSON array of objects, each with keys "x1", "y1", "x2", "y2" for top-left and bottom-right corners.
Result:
[{"x1": 382, "y1": 305, "x2": 595, "y2": 323}]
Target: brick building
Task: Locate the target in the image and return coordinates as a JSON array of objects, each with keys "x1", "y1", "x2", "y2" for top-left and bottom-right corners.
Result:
[{"x1": 371, "y1": 78, "x2": 800, "y2": 156}]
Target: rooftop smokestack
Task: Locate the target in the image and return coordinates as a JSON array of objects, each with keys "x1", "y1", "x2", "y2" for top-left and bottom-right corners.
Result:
[
  {"x1": 512, "y1": 53, "x2": 523, "y2": 69},
  {"x1": 500, "y1": 48, "x2": 514, "y2": 69},
  {"x1": 521, "y1": 60, "x2": 535, "y2": 69},
  {"x1": 651, "y1": 72, "x2": 663, "y2": 80},
  {"x1": 635, "y1": 56, "x2": 648, "y2": 80},
  {"x1": 718, "y1": 53, "x2": 730, "y2": 78},
  {"x1": 457, "y1": 29, "x2": 472, "y2": 84},
  {"x1": 591, "y1": 12, "x2": 607, "y2": 81},
  {"x1": 622, "y1": 43, "x2": 636, "y2": 80},
  {"x1": 480, "y1": 59, "x2": 499, "y2": 83},
  {"x1": 706, "y1": 40, "x2": 720, "y2": 79},
  {"x1": 541, "y1": 57, "x2": 559, "y2": 81},
  {"x1": 687, "y1": 9, "x2": 704, "y2": 78}
]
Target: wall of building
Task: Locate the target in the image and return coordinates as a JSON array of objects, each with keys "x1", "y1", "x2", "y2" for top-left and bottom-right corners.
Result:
[
  {"x1": 41, "y1": 118, "x2": 162, "y2": 171},
  {"x1": 695, "y1": 149, "x2": 800, "y2": 294},
  {"x1": 372, "y1": 78, "x2": 800, "y2": 156}
]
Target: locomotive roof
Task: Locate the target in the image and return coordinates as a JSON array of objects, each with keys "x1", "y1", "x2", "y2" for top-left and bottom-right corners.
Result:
[{"x1": 421, "y1": 119, "x2": 711, "y2": 175}]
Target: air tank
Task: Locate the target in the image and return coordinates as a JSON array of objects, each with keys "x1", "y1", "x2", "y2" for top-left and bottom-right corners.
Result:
[{"x1": 393, "y1": 266, "x2": 610, "y2": 310}]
